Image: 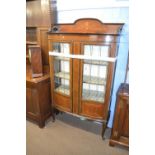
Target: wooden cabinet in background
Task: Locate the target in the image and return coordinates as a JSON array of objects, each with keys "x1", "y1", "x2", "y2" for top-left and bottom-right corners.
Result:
[
  {"x1": 28, "y1": 45, "x2": 43, "y2": 78},
  {"x1": 26, "y1": 0, "x2": 51, "y2": 27},
  {"x1": 26, "y1": 0, "x2": 55, "y2": 127},
  {"x1": 109, "y1": 83, "x2": 129, "y2": 147},
  {"x1": 26, "y1": 27, "x2": 50, "y2": 65},
  {"x1": 26, "y1": 66, "x2": 52, "y2": 127},
  {"x1": 48, "y1": 18, "x2": 124, "y2": 138}
]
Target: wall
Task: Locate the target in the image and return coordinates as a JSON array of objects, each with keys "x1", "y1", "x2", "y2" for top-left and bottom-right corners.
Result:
[{"x1": 56, "y1": 0, "x2": 129, "y2": 128}]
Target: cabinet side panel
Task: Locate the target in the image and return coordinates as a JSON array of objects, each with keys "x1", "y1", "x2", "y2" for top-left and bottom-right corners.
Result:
[
  {"x1": 26, "y1": 87, "x2": 40, "y2": 116},
  {"x1": 38, "y1": 81, "x2": 51, "y2": 116},
  {"x1": 121, "y1": 101, "x2": 129, "y2": 137},
  {"x1": 26, "y1": 88, "x2": 33, "y2": 113},
  {"x1": 31, "y1": 88, "x2": 40, "y2": 115}
]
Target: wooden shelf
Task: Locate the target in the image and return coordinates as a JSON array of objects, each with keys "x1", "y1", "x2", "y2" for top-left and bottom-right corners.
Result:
[
  {"x1": 54, "y1": 56, "x2": 70, "y2": 61},
  {"x1": 54, "y1": 72, "x2": 70, "y2": 80},
  {"x1": 84, "y1": 60, "x2": 108, "y2": 66},
  {"x1": 83, "y1": 75, "x2": 106, "y2": 85},
  {"x1": 82, "y1": 89, "x2": 105, "y2": 103},
  {"x1": 55, "y1": 85, "x2": 70, "y2": 95}
]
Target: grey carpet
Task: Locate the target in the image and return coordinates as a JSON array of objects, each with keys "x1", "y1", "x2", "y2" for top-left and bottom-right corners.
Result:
[{"x1": 27, "y1": 113, "x2": 129, "y2": 155}]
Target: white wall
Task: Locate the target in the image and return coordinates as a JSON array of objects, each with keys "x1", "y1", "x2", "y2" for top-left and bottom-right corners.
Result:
[{"x1": 56, "y1": 0, "x2": 129, "y2": 128}]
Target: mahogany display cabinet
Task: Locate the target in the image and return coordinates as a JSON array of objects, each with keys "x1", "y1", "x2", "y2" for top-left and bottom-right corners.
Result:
[
  {"x1": 109, "y1": 83, "x2": 129, "y2": 147},
  {"x1": 48, "y1": 18, "x2": 124, "y2": 138}
]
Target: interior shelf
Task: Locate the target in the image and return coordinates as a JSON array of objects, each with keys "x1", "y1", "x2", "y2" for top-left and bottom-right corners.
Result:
[
  {"x1": 54, "y1": 72, "x2": 70, "y2": 80},
  {"x1": 82, "y1": 89, "x2": 105, "y2": 103},
  {"x1": 55, "y1": 85, "x2": 70, "y2": 95},
  {"x1": 54, "y1": 56, "x2": 70, "y2": 61},
  {"x1": 84, "y1": 60, "x2": 108, "y2": 66},
  {"x1": 83, "y1": 75, "x2": 106, "y2": 85}
]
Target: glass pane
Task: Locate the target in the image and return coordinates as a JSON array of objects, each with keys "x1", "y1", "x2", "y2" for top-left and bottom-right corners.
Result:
[
  {"x1": 53, "y1": 43, "x2": 70, "y2": 96},
  {"x1": 82, "y1": 45, "x2": 109, "y2": 103},
  {"x1": 53, "y1": 42, "x2": 70, "y2": 54}
]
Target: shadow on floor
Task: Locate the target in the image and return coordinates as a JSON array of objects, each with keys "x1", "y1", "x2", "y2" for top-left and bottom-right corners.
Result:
[{"x1": 47, "y1": 112, "x2": 112, "y2": 139}]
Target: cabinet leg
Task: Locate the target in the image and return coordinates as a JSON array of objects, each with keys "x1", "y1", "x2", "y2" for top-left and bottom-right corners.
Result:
[
  {"x1": 101, "y1": 122, "x2": 107, "y2": 140},
  {"x1": 39, "y1": 120, "x2": 45, "y2": 128},
  {"x1": 54, "y1": 108, "x2": 60, "y2": 115},
  {"x1": 51, "y1": 107, "x2": 56, "y2": 122},
  {"x1": 109, "y1": 140, "x2": 115, "y2": 147},
  {"x1": 102, "y1": 110, "x2": 110, "y2": 140},
  {"x1": 52, "y1": 110, "x2": 55, "y2": 122}
]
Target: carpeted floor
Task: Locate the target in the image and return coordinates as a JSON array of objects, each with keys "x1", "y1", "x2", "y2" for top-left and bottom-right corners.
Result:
[{"x1": 27, "y1": 113, "x2": 129, "y2": 155}]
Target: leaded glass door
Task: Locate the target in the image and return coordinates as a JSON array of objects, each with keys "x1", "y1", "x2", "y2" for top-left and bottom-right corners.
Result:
[
  {"x1": 79, "y1": 43, "x2": 113, "y2": 119},
  {"x1": 50, "y1": 42, "x2": 73, "y2": 112}
]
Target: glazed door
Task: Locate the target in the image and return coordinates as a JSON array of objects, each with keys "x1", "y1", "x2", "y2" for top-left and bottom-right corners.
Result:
[
  {"x1": 49, "y1": 41, "x2": 73, "y2": 112},
  {"x1": 79, "y1": 42, "x2": 116, "y2": 120}
]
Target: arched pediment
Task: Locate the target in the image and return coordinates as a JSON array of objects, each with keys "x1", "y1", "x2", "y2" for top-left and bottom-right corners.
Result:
[{"x1": 50, "y1": 18, "x2": 124, "y2": 35}]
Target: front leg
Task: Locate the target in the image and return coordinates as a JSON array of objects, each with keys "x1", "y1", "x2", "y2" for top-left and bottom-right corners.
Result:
[{"x1": 101, "y1": 122, "x2": 107, "y2": 140}]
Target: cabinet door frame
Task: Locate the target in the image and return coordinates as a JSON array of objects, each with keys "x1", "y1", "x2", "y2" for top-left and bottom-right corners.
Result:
[
  {"x1": 49, "y1": 39, "x2": 73, "y2": 112},
  {"x1": 79, "y1": 41, "x2": 117, "y2": 120}
]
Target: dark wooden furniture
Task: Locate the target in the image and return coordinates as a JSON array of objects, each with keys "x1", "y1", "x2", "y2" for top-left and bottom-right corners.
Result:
[
  {"x1": 26, "y1": 0, "x2": 51, "y2": 27},
  {"x1": 28, "y1": 45, "x2": 43, "y2": 77},
  {"x1": 109, "y1": 83, "x2": 129, "y2": 147},
  {"x1": 26, "y1": 0, "x2": 56, "y2": 127},
  {"x1": 26, "y1": 0, "x2": 56, "y2": 65},
  {"x1": 26, "y1": 66, "x2": 52, "y2": 127},
  {"x1": 26, "y1": 27, "x2": 53, "y2": 127},
  {"x1": 26, "y1": 27, "x2": 50, "y2": 65},
  {"x1": 48, "y1": 18, "x2": 124, "y2": 138}
]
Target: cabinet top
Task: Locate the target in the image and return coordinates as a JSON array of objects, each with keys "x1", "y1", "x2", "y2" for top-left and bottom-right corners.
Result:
[{"x1": 48, "y1": 18, "x2": 124, "y2": 35}]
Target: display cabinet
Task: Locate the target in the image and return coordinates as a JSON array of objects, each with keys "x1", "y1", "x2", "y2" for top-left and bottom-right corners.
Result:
[{"x1": 48, "y1": 18, "x2": 124, "y2": 138}]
